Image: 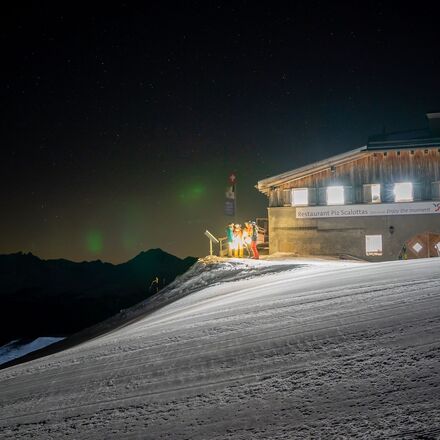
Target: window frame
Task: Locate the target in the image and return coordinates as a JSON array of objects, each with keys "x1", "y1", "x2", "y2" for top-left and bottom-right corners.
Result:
[
  {"x1": 393, "y1": 182, "x2": 413, "y2": 203},
  {"x1": 365, "y1": 234, "x2": 383, "y2": 256},
  {"x1": 326, "y1": 186, "x2": 345, "y2": 205},
  {"x1": 291, "y1": 188, "x2": 309, "y2": 206},
  {"x1": 363, "y1": 183, "x2": 382, "y2": 204}
]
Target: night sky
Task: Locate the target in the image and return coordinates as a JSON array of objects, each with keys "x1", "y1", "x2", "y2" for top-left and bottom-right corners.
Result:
[{"x1": 2, "y1": 2, "x2": 440, "y2": 262}]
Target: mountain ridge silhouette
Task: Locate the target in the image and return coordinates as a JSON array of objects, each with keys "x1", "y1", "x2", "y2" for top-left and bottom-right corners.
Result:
[{"x1": 0, "y1": 249, "x2": 197, "y2": 346}]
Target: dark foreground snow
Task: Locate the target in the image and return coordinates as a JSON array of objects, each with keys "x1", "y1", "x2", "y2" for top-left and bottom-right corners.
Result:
[{"x1": 0, "y1": 257, "x2": 439, "y2": 439}]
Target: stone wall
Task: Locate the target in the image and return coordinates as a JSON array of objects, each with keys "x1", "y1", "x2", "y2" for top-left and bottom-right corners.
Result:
[{"x1": 268, "y1": 207, "x2": 440, "y2": 261}]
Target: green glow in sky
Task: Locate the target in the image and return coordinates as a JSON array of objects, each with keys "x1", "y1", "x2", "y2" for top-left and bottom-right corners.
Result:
[
  {"x1": 86, "y1": 231, "x2": 103, "y2": 253},
  {"x1": 179, "y1": 184, "x2": 206, "y2": 202}
]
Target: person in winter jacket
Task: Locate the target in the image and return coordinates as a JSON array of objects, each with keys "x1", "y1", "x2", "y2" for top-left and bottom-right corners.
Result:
[
  {"x1": 251, "y1": 221, "x2": 259, "y2": 259},
  {"x1": 226, "y1": 223, "x2": 234, "y2": 257},
  {"x1": 233, "y1": 224, "x2": 244, "y2": 258},
  {"x1": 243, "y1": 222, "x2": 253, "y2": 257}
]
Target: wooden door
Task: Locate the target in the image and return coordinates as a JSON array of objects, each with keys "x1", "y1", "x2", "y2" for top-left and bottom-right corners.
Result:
[{"x1": 403, "y1": 232, "x2": 440, "y2": 259}]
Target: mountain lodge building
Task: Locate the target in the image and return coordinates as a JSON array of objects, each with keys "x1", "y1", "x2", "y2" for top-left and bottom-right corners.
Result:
[{"x1": 257, "y1": 113, "x2": 440, "y2": 261}]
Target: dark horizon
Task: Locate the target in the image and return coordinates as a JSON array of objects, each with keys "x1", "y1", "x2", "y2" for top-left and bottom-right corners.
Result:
[
  {"x1": 0, "y1": 247, "x2": 196, "y2": 264},
  {"x1": 2, "y1": 2, "x2": 440, "y2": 263}
]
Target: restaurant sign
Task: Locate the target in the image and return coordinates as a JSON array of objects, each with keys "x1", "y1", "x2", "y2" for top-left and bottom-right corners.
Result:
[{"x1": 296, "y1": 201, "x2": 440, "y2": 219}]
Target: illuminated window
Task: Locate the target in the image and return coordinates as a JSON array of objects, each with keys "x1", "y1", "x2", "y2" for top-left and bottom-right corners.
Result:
[
  {"x1": 292, "y1": 188, "x2": 308, "y2": 206},
  {"x1": 435, "y1": 242, "x2": 440, "y2": 256},
  {"x1": 412, "y1": 242, "x2": 423, "y2": 253},
  {"x1": 363, "y1": 184, "x2": 381, "y2": 203},
  {"x1": 394, "y1": 182, "x2": 413, "y2": 202},
  {"x1": 326, "y1": 186, "x2": 344, "y2": 205},
  {"x1": 366, "y1": 235, "x2": 382, "y2": 256},
  {"x1": 371, "y1": 184, "x2": 381, "y2": 203}
]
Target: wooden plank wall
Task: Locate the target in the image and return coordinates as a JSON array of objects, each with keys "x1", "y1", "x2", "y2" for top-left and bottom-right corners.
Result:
[{"x1": 269, "y1": 148, "x2": 440, "y2": 206}]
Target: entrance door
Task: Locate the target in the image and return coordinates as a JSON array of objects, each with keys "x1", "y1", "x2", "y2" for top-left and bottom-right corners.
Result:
[{"x1": 402, "y1": 232, "x2": 440, "y2": 259}]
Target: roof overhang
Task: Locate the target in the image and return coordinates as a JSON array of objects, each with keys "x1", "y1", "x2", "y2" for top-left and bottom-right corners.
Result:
[
  {"x1": 257, "y1": 137, "x2": 440, "y2": 196},
  {"x1": 367, "y1": 136, "x2": 440, "y2": 150},
  {"x1": 257, "y1": 146, "x2": 368, "y2": 195}
]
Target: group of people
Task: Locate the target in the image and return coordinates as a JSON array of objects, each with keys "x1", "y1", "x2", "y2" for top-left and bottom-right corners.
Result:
[{"x1": 226, "y1": 221, "x2": 259, "y2": 259}]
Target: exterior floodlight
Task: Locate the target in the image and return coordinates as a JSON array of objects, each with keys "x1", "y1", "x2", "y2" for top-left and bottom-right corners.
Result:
[
  {"x1": 292, "y1": 188, "x2": 308, "y2": 206},
  {"x1": 394, "y1": 182, "x2": 413, "y2": 202},
  {"x1": 371, "y1": 184, "x2": 381, "y2": 203},
  {"x1": 326, "y1": 186, "x2": 344, "y2": 205}
]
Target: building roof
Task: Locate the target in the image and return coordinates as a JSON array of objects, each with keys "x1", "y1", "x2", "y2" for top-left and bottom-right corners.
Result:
[
  {"x1": 367, "y1": 136, "x2": 440, "y2": 150},
  {"x1": 257, "y1": 136, "x2": 440, "y2": 195},
  {"x1": 257, "y1": 146, "x2": 367, "y2": 194}
]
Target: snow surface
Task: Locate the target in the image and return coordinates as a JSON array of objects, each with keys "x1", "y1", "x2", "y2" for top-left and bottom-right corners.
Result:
[
  {"x1": 0, "y1": 257, "x2": 439, "y2": 439},
  {"x1": 0, "y1": 337, "x2": 64, "y2": 366}
]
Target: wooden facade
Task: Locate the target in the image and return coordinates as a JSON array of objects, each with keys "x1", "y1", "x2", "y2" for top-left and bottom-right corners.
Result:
[{"x1": 264, "y1": 147, "x2": 440, "y2": 207}]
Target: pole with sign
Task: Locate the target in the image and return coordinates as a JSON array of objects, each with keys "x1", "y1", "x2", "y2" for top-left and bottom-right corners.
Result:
[{"x1": 224, "y1": 173, "x2": 237, "y2": 220}]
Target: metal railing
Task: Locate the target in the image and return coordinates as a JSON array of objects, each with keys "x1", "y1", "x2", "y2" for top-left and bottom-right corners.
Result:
[{"x1": 205, "y1": 219, "x2": 269, "y2": 257}]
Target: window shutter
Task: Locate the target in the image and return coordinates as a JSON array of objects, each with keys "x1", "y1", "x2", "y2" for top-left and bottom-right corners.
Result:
[
  {"x1": 308, "y1": 188, "x2": 317, "y2": 205},
  {"x1": 432, "y1": 181, "x2": 440, "y2": 200},
  {"x1": 276, "y1": 189, "x2": 284, "y2": 206},
  {"x1": 363, "y1": 184, "x2": 372, "y2": 203},
  {"x1": 383, "y1": 184, "x2": 395, "y2": 203},
  {"x1": 344, "y1": 186, "x2": 353, "y2": 204},
  {"x1": 413, "y1": 182, "x2": 423, "y2": 201},
  {"x1": 318, "y1": 187, "x2": 327, "y2": 205},
  {"x1": 283, "y1": 189, "x2": 292, "y2": 206}
]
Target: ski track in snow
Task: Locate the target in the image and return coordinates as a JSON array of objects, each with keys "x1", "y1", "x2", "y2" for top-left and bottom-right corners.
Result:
[{"x1": 0, "y1": 258, "x2": 439, "y2": 439}]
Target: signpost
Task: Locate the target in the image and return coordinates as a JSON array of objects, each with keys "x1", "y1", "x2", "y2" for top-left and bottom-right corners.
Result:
[{"x1": 224, "y1": 173, "x2": 237, "y2": 218}]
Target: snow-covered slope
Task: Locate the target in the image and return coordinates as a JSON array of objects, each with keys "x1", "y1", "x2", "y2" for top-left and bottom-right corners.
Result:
[{"x1": 0, "y1": 257, "x2": 439, "y2": 439}]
